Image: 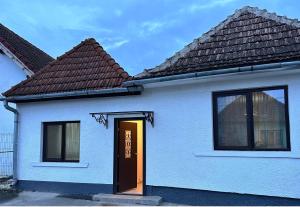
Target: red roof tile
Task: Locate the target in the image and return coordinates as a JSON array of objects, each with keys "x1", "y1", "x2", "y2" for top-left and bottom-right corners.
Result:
[
  {"x1": 0, "y1": 23, "x2": 54, "y2": 73},
  {"x1": 3, "y1": 38, "x2": 131, "y2": 97}
]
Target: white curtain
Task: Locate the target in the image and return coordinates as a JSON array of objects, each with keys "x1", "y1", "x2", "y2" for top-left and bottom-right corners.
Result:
[
  {"x1": 253, "y1": 90, "x2": 286, "y2": 149},
  {"x1": 217, "y1": 95, "x2": 248, "y2": 147},
  {"x1": 65, "y1": 123, "x2": 80, "y2": 161},
  {"x1": 46, "y1": 125, "x2": 62, "y2": 159}
]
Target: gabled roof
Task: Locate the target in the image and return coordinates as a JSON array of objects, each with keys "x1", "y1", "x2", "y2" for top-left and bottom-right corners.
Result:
[
  {"x1": 136, "y1": 6, "x2": 300, "y2": 79},
  {"x1": 3, "y1": 38, "x2": 131, "y2": 97},
  {"x1": 0, "y1": 23, "x2": 54, "y2": 73}
]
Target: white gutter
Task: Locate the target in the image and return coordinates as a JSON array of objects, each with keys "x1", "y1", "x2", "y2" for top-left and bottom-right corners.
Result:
[
  {"x1": 4, "y1": 86, "x2": 143, "y2": 102},
  {"x1": 0, "y1": 97, "x2": 18, "y2": 183},
  {"x1": 123, "y1": 61, "x2": 300, "y2": 87}
]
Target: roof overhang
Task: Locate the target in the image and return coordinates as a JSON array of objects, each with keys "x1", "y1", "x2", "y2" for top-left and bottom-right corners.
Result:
[
  {"x1": 124, "y1": 61, "x2": 300, "y2": 88},
  {"x1": 3, "y1": 86, "x2": 143, "y2": 103},
  {"x1": 0, "y1": 42, "x2": 34, "y2": 76}
]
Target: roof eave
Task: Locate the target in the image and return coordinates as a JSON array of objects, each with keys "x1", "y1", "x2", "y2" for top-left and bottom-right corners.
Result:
[
  {"x1": 4, "y1": 86, "x2": 144, "y2": 103},
  {"x1": 0, "y1": 42, "x2": 34, "y2": 76},
  {"x1": 125, "y1": 61, "x2": 300, "y2": 87}
]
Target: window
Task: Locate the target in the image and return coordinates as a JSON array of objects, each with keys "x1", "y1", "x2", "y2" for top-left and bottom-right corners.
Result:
[
  {"x1": 43, "y1": 121, "x2": 80, "y2": 162},
  {"x1": 213, "y1": 86, "x2": 290, "y2": 151}
]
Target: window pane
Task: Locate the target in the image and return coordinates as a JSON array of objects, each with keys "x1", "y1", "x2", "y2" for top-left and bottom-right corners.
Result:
[
  {"x1": 217, "y1": 95, "x2": 248, "y2": 147},
  {"x1": 65, "y1": 123, "x2": 80, "y2": 161},
  {"x1": 253, "y1": 89, "x2": 287, "y2": 149},
  {"x1": 46, "y1": 125, "x2": 62, "y2": 159}
]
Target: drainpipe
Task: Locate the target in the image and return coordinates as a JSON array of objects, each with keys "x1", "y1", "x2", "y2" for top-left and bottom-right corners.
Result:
[{"x1": 1, "y1": 97, "x2": 18, "y2": 184}]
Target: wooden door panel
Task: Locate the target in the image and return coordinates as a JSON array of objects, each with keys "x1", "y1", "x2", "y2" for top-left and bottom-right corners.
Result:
[{"x1": 118, "y1": 121, "x2": 137, "y2": 192}]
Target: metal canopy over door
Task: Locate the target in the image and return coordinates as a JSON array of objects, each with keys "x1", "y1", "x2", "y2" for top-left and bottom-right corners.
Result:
[{"x1": 117, "y1": 121, "x2": 138, "y2": 192}]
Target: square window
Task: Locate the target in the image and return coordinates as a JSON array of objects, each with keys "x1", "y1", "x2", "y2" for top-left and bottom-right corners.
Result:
[
  {"x1": 213, "y1": 86, "x2": 290, "y2": 151},
  {"x1": 43, "y1": 122, "x2": 80, "y2": 162}
]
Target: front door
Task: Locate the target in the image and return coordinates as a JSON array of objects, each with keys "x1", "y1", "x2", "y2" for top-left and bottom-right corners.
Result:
[{"x1": 117, "y1": 121, "x2": 138, "y2": 192}]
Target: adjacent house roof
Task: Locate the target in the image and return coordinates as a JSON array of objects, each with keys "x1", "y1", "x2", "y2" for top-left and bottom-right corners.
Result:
[
  {"x1": 136, "y1": 6, "x2": 300, "y2": 79},
  {"x1": 0, "y1": 23, "x2": 54, "y2": 73},
  {"x1": 3, "y1": 38, "x2": 131, "y2": 97}
]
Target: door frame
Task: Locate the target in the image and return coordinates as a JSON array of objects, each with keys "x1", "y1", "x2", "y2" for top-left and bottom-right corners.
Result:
[{"x1": 113, "y1": 117, "x2": 146, "y2": 195}]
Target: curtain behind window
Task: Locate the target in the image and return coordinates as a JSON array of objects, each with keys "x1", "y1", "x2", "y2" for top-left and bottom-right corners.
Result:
[
  {"x1": 65, "y1": 123, "x2": 80, "y2": 161},
  {"x1": 46, "y1": 125, "x2": 62, "y2": 159},
  {"x1": 217, "y1": 95, "x2": 248, "y2": 147},
  {"x1": 253, "y1": 90, "x2": 287, "y2": 149}
]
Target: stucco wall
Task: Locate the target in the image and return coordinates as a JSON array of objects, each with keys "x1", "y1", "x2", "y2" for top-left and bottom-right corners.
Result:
[
  {"x1": 17, "y1": 70, "x2": 300, "y2": 198},
  {"x1": 0, "y1": 53, "x2": 27, "y2": 133}
]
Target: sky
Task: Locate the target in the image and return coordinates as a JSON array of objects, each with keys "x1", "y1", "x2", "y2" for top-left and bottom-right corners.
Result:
[{"x1": 0, "y1": 0, "x2": 300, "y2": 76}]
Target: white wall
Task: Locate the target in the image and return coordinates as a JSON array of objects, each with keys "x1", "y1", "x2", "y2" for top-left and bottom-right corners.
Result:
[
  {"x1": 0, "y1": 53, "x2": 27, "y2": 134},
  {"x1": 17, "y1": 69, "x2": 300, "y2": 199}
]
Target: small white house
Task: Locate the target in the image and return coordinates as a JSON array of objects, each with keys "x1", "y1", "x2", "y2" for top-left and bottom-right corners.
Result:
[{"x1": 2, "y1": 6, "x2": 300, "y2": 205}]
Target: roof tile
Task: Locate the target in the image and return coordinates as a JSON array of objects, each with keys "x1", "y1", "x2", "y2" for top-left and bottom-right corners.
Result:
[
  {"x1": 136, "y1": 6, "x2": 300, "y2": 79},
  {"x1": 4, "y1": 38, "x2": 131, "y2": 97},
  {"x1": 0, "y1": 23, "x2": 54, "y2": 73}
]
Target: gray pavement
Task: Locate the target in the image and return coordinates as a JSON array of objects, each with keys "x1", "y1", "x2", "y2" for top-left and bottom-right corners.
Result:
[{"x1": 0, "y1": 191, "x2": 183, "y2": 206}]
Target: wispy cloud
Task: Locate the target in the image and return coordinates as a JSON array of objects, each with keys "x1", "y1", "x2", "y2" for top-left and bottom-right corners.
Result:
[
  {"x1": 141, "y1": 21, "x2": 165, "y2": 33},
  {"x1": 137, "y1": 19, "x2": 178, "y2": 38},
  {"x1": 181, "y1": 0, "x2": 236, "y2": 13},
  {"x1": 103, "y1": 38, "x2": 130, "y2": 50}
]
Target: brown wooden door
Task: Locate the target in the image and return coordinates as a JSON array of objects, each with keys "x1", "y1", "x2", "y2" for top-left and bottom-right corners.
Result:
[{"x1": 117, "y1": 121, "x2": 137, "y2": 192}]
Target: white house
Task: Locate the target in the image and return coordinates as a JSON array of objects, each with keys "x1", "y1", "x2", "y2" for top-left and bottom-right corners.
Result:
[
  {"x1": 2, "y1": 7, "x2": 300, "y2": 205},
  {"x1": 0, "y1": 23, "x2": 53, "y2": 134}
]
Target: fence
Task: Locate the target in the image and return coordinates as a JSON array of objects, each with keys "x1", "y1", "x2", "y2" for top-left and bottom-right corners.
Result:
[{"x1": 0, "y1": 133, "x2": 13, "y2": 178}]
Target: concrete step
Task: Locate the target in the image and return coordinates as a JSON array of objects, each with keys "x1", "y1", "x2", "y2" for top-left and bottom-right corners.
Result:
[{"x1": 92, "y1": 193, "x2": 163, "y2": 206}]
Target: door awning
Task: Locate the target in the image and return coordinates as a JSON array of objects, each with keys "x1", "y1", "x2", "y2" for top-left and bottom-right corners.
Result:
[{"x1": 90, "y1": 111, "x2": 154, "y2": 128}]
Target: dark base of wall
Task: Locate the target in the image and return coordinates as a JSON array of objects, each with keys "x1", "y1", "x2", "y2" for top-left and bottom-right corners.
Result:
[
  {"x1": 18, "y1": 180, "x2": 300, "y2": 206},
  {"x1": 17, "y1": 180, "x2": 112, "y2": 195},
  {"x1": 146, "y1": 186, "x2": 300, "y2": 206}
]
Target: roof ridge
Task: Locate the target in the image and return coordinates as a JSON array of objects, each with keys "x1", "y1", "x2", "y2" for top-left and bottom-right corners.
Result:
[
  {"x1": 55, "y1": 38, "x2": 95, "y2": 61},
  {"x1": 136, "y1": 6, "x2": 300, "y2": 77}
]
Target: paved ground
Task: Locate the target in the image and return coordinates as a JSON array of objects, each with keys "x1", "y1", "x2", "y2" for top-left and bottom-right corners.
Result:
[
  {"x1": 0, "y1": 191, "x2": 182, "y2": 206},
  {"x1": 0, "y1": 190, "x2": 18, "y2": 204}
]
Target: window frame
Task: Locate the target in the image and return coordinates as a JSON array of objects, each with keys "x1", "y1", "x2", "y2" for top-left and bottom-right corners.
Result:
[
  {"x1": 212, "y1": 85, "x2": 291, "y2": 151},
  {"x1": 43, "y1": 121, "x2": 80, "y2": 162}
]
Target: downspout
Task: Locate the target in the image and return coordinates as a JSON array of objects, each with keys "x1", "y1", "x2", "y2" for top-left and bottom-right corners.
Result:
[{"x1": 1, "y1": 98, "x2": 18, "y2": 184}]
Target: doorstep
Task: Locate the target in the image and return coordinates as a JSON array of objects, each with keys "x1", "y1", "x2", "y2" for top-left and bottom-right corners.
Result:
[{"x1": 92, "y1": 193, "x2": 163, "y2": 206}]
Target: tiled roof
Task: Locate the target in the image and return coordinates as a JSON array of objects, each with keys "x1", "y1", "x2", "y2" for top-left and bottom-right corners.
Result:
[
  {"x1": 136, "y1": 6, "x2": 300, "y2": 79},
  {"x1": 3, "y1": 38, "x2": 131, "y2": 97},
  {"x1": 0, "y1": 23, "x2": 54, "y2": 73}
]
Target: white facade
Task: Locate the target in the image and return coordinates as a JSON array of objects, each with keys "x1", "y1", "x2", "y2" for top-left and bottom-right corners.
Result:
[
  {"x1": 16, "y1": 69, "x2": 300, "y2": 199},
  {"x1": 0, "y1": 53, "x2": 27, "y2": 134}
]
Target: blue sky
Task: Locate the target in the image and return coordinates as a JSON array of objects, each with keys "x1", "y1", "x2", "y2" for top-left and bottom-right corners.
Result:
[{"x1": 0, "y1": 0, "x2": 299, "y2": 75}]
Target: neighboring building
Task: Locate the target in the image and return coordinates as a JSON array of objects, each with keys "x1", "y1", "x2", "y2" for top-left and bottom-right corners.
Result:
[
  {"x1": 2, "y1": 6, "x2": 300, "y2": 205},
  {"x1": 0, "y1": 23, "x2": 53, "y2": 134}
]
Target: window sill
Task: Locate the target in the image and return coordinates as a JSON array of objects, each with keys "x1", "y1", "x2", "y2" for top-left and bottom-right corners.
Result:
[
  {"x1": 192, "y1": 153, "x2": 300, "y2": 159},
  {"x1": 31, "y1": 162, "x2": 89, "y2": 168}
]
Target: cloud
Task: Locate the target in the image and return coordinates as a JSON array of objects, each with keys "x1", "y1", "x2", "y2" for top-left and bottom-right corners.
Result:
[
  {"x1": 137, "y1": 19, "x2": 179, "y2": 38},
  {"x1": 142, "y1": 21, "x2": 165, "y2": 33},
  {"x1": 181, "y1": 0, "x2": 236, "y2": 13},
  {"x1": 114, "y1": 9, "x2": 123, "y2": 17},
  {"x1": 103, "y1": 39, "x2": 130, "y2": 50}
]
